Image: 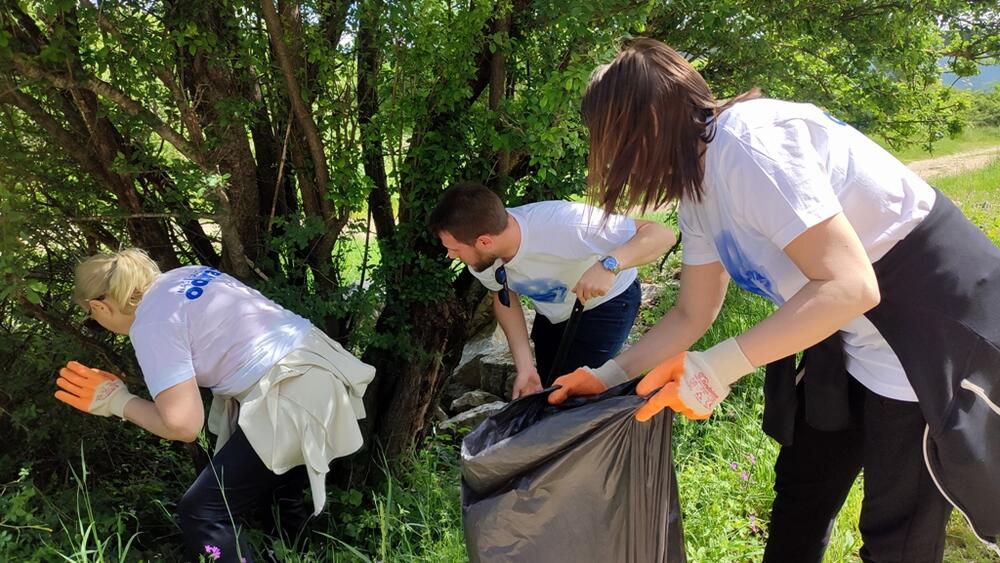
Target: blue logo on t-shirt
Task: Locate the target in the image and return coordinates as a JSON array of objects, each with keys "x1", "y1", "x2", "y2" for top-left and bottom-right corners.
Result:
[
  {"x1": 181, "y1": 267, "x2": 222, "y2": 300},
  {"x1": 510, "y1": 278, "x2": 569, "y2": 304},
  {"x1": 715, "y1": 231, "x2": 781, "y2": 304}
]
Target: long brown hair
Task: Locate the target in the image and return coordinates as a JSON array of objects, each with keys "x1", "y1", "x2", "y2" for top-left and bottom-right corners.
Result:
[{"x1": 582, "y1": 38, "x2": 757, "y2": 214}]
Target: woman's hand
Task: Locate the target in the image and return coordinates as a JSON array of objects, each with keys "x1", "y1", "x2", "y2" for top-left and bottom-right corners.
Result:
[
  {"x1": 635, "y1": 338, "x2": 755, "y2": 421},
  {"x1": 55, "y1": 361, "x2": 136, "y2": 418}
]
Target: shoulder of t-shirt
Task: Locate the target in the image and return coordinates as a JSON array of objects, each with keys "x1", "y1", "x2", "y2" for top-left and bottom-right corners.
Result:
[
  {"x1": 163, "y1": 264, "x2": 207, "y2": 278},
  {"x1": 133, "y1": 269, "x2": 200, "y2": 324},
  {"x1": 129, "y1": 319, "x2": 188, "y2": 349},
  {"x1": 710, "y1": 99, "x2": 839, "y2": 176},
  {"x1": 510, "y1": 199, "x2": 582, "y2": 222},
  {"x1": 716, "y1": 98, "x2": 837, "y2": 143},
  {"x1": 515, "y1": 199, "x2": 633, "y2": 227}
]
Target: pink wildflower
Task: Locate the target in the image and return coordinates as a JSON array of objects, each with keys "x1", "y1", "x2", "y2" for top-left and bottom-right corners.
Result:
[
  {"x1": 741, "y1": 470, "x2": 749, "y2": 481},
  {"x1": 204, "y1": 545, "x2": 221, "y2": 561},
  {"x1": 729, "y1": 461, "x2": 738, "y2": 471}
]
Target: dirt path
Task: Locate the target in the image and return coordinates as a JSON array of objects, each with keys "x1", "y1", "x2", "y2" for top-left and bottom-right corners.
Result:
[{"x1": 907, "y1": 145, "x2": 1000, "y2": 179}]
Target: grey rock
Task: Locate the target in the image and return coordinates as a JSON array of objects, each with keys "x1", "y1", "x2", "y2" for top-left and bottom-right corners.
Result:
[
  {"x1": 451, "y1": 390, "x2": 503, "y2": 413},
  {"x1": 439, "y1": 401, "x2": 507, "y2": 431}
]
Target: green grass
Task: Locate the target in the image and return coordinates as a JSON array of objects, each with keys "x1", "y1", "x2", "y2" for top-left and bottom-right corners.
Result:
[
  {"x1": 933, "y1": 157, "x2": 1000, "y2": 243},
  {"x1": 879, "y1": 126, "x2": 1000, "y2": 163}
]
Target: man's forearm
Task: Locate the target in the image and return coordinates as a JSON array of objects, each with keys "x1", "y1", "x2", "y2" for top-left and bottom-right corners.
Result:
[
  {"x1": 493, "y1": 292, "x2": 535, "y2": 373},
  {"x1": 611, "y1": 221, "x2": 676, "y2": 270}
]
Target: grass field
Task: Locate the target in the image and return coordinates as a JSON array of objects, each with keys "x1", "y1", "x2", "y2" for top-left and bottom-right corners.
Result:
[{"x1": 879, "y1": 126, "x2": 1000, "y2": 163}]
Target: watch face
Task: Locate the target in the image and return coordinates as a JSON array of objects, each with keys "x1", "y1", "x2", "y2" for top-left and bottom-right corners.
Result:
[{"x1": 603, "y1": 256, "x2": 619, "y2": 271}]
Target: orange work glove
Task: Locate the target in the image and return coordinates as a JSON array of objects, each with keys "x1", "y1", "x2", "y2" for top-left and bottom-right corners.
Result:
[
  {"x1": 547, "y1": 359, "x2": 629, "y2": 405},
  {"x1": 547, "y1": 368, "x2": 607, "y2": 405},
  {"x1": 55, "y1": 361, "x2": 136, "y2": 418},
  {"x1": 635, "y1": 338, "x2": 755, "y2": 422}
]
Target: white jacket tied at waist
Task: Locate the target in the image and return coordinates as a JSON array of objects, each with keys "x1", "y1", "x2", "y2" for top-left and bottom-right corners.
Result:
[{"x1": 208, "y1": 327, "x2": 374, "y2": 515}]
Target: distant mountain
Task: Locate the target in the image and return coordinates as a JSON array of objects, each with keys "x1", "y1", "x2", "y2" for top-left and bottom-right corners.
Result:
[{"x1": 942, "y1": 63, "x2": 1000, "y2": 92}]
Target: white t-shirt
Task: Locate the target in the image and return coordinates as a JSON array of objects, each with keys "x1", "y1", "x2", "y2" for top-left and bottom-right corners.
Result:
[
  {"x1": 470, "y1": 201, "x2": 638, "y2": 323},
  {"x1": 130, "y1": 266, "x2": 313, "y2": 398},
  {"x1": 679, "y1": 98, "x2": 936, "y2": 401}
]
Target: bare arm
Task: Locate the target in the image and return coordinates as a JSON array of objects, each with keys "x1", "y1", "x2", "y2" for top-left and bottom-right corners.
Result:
[
  {"x1": 619, "y1": 213, "x2": 878, "y2": 377},
  {"x1": 493, "y1": 290, "x2": 545, "y2": 398},
  {"x1": 735, "y1": 213, "x2": 880, "y2": 367},
  {"x1": 123, "y1": 378, "x2": 204, "y2": 442},
  {"x1": 609, "y1": 219, "x2": 677, "y2": 269},
  {"x1": 574, "y1": 220, "x2": 677, "y2": 303},
  {"x1": 616, "y1": 261, "x2": 730, "y2": 377},
  {"x1": 493, "y1": 291, "x2": 534, "y2": 373}
]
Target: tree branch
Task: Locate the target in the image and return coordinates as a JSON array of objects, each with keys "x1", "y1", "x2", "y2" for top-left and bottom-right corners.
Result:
[
  {"x1": 92, "y1": 10, "x2": 205, "y2": 146},
  {"x1": 259, "y1": 0, "x2": 330, "y2": 195},
  {"x1": 9, "y1": 54, "x2": 208, "y2": 170}
]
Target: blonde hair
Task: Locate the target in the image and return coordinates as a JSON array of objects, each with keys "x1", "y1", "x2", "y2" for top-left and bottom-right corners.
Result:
[{"x1": 73, "y1": 248, "x2": 162, "y2": 314}]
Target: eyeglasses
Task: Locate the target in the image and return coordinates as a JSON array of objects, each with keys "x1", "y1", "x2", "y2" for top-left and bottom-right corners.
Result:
[
  {"x1": 494, "y1": 265, "x2": 511, "y2": 308},
  {"x1": 82, "y1": 295, "x2": 105, "y2": 332}
]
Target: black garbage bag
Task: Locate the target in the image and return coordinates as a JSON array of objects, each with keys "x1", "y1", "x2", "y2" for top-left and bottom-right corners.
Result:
[{"x1": 461, "y1": 381, "x2": 686, "y2": 562}]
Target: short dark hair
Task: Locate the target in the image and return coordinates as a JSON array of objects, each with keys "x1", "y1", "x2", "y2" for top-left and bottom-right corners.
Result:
[{"x1": 428, "y1": 182, "x2": 508, "y2": 244}]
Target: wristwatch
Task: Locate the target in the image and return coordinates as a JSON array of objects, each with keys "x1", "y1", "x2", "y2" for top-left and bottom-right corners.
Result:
[{"x1": 600, "y1": 255, "x2": 620, "y2": 274}]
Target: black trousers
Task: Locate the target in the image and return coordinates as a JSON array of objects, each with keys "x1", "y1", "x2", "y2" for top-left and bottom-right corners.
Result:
[
  {"x1": 178, "y1": 428, "x2": 312, "y2": 563},
  {"x1": 763, "y1": 379, "x2": 953, "y2": 563},
  {"x1": 530, "y1": 279, "x2": 641, "y2": 386}
]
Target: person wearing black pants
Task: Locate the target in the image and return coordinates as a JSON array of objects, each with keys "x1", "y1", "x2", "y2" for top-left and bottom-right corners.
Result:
[
  {"x1": 179, "y1": 429, "x2": 313, "y2": 561},
  {"x1": 56, "y1": 249, "x2": 374, "y2": 562},
  {"x1": 549, "y1": 38, "x2": 1000, "y2": 560},
  {"x1": 763, "y1": 379, "x2": 952, "y2": 563}
]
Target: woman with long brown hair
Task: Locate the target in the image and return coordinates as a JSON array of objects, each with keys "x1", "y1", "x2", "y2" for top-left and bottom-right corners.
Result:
[{"x1": 547, "y1": 38, "x2": 1000, "y2": 561}]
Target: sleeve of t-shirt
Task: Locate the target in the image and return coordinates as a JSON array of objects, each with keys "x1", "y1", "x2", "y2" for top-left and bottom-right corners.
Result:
[
  {"x1": 677, "y1": 205, "x2": 721, "y2": 266},
  {"x1": 721, "y1": 121, "x2": 843, "y2": 249},
  {"x1": 130, "y1": 321, "x2": 197, "y2": 398},
  {"x1": 568, "y1": 205, "x2": 637, "y2": 259},
  {"x1": 468, "y1": 265, "x2": 502, "y2": 292}
]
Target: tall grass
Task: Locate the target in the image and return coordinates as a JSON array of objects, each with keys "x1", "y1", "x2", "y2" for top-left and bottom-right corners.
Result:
[{"x1": 48, "y1": 450, "x2": 141, "y2": 563}]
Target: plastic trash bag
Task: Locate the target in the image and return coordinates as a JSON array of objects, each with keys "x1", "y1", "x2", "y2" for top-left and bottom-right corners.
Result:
[{"x1": 461, "y1": 381, "x2": 686, "y2": 562}]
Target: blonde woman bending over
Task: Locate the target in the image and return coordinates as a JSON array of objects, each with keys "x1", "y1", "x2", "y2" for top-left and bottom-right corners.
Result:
[{"x1": 56, "y1": 248, "x2": 374, "y2": 562}]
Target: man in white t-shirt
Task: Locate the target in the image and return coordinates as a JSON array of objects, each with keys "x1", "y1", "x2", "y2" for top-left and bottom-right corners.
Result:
[{"x1": 429, "y1": 182, "x2": 675, "y2": 397}]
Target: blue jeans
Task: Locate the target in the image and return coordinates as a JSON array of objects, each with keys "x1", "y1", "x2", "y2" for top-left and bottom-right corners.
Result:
[{"x1": 530, "y1": 279, "x2": 641, "y2": 386}]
